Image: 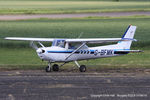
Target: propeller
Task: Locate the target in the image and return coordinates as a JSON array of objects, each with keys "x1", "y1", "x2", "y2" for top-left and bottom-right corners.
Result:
[
  {"x1": 36, "y1": 48, "x2": 45, "y2": 54},
  {"x1": 30, "y1": 41, "x2": 45, "y2": 54},
  {"x1": 30, "y1": 41, "x2": 38, "y2": 50}
]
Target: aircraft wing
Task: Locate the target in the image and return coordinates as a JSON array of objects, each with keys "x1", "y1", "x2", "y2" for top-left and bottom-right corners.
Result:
[
  {"x1": 5, "y1": 37, "x2": 135, "y2": 43},
  {"x1": 5, "y1": 37, "x2": 54, "y2": 42},
  {"x1": 66, "y1": 38, "x2": 135, "y2": 43}
]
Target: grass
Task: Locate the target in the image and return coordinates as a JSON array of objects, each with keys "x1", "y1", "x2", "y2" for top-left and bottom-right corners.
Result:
[
  {"x1": 0, "y1": 16, "x2": 150, "y2": 70},
  {"x1": 0, "y1": 48, "x2": 46, "y2": 70},
  {"x1": 0, "y1": 1, "x2": 150, "y2": 14},
  {"x1": 0, "y1": 15, "x2": 150, "y2": 48},
  {"x1": 0, "y1": 48, "x2": 149, "y2": 70}
]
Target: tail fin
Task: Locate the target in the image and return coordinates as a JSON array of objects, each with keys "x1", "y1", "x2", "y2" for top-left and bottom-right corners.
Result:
[{"x1": 117, "y1": 25, "x2": 137, "y2": 49}]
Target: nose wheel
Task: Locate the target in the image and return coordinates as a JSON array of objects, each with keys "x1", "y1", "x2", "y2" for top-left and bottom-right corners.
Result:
[
  {"x1": 45, "y1": 66, "x2": 51, "y2": 72},
  {"x1": 45, "y1": 61, "x2": 51, "y2": 72},
  {"x1": 45, "y1": 62, "x2": 59, "y2": 72}
]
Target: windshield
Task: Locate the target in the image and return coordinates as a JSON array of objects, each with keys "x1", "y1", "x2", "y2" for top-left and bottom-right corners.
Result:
[{"x1": 52, "y1": 39, "x2": 65, "y2": 48}]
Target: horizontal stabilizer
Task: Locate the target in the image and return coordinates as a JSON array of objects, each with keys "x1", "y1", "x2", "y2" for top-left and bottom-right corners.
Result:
[{"x1": 115, "y1": 50, "x2": 143, "y2": 53}]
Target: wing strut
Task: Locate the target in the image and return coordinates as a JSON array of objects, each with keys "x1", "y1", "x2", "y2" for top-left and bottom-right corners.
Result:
[
  {"x1": 38, "y1": 42, "x2": 45, "y2": 48},
  {"x1": 65, "y1": 42, "x2": 86, "y2": 60}
]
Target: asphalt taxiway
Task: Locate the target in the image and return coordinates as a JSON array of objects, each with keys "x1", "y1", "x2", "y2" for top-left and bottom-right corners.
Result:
[
  {"x1": 0, "y1": 12, "x2": 150, "y2": 20},
  {"x1": 0, "y1": 70, "x2": 150, "y2": 100}
]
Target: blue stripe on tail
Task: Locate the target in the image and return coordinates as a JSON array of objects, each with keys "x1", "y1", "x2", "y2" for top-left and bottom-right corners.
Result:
[{"x1": 121, "y1": 25, "x2": 131, "y2": 38}]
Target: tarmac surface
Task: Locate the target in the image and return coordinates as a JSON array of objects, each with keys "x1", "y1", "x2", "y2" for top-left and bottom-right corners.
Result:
[
  {"x1": 0, "y1": 70, "x2": 150, "y2": 100},
  {"x1": 0, "y1": 12, "x2": 150, "y2": 20}
]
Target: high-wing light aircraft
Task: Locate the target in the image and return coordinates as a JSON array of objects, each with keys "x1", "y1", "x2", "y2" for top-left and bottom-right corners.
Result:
[{"x1": 5, "y1": 25, "x2": 142, "y2": 72}]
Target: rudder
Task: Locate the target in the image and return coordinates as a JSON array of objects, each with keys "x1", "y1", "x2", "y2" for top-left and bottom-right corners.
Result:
[{"x1": 117, "y1": 25, "x2": 137, "y2": 49}]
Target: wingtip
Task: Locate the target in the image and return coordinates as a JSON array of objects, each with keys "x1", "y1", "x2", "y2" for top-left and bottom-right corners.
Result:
[
  {"x1": 133, "y1": 39, "x2": 137, "y2": 41},
  {"x1": 4, "y1": 37, "x2": 13, "y2": 40},
  {"x1": 139, "y1": 50, "x2": 144, "y2": 52},
  {"x1": 4, "y1": 37, "x2": 8, "y2": 40}
]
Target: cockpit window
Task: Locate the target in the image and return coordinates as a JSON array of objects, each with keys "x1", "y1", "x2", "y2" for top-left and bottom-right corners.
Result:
[
  {"x1": 68, "y1": 43, "x2": 82, "y2": 49},
  {"x1": 52, "y1": 39, "x2": 65, "y2": 48}
]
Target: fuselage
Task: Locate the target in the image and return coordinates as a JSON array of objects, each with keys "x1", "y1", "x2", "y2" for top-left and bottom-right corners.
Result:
[{"x1": 37, "y1": 45, "x2": 129, "y2": 62}]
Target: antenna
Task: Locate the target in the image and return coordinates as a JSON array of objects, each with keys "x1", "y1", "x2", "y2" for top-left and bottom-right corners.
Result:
[{"x1": 77, "y1": 32, "x2": 84, "y2": 38}]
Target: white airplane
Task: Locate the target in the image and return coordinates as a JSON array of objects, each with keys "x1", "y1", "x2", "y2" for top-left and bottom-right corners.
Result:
[{"x1": 5, "y1": 25, "x2": 142, "y2": 72}]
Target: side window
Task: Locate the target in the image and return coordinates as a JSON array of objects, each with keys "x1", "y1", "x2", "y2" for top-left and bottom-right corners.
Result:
[
  {"x1": 80, "y1": 50, "x2": 91, "y2": 54},
  {"x1": 89, "y1": 50, "x2": 91, "y2": 54},
  {"x1": 69, "y1": 43, "x2": 75, "y2": 49},
  {"x1": 80, "y1": 50, "x2": 83, "y2": 54},
  {"x1": 83, "y1": 50, "x2": 86, "y2": 54},
  {"x1": 87, "y1": 50, "x2": 89, "y2": 54}
]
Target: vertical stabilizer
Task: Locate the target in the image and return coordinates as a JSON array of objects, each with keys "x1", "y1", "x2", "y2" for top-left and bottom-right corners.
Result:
[{"x1": 117, "y1": 25, "x2": 137, "y2": 49}]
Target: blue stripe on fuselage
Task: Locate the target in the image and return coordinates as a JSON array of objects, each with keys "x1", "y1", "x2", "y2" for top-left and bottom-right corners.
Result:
[
  {"x1": 47, "y1": 50, "x2": 94, "y2": 54},
  {"x1": 47, "y1": 49, "x2": 129, "y2": 54}
]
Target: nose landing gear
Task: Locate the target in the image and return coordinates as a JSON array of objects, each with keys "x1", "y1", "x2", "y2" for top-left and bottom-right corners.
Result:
[
  {"x1": 45, "y1": 61, "x2": 51, "y2": 72},
  {"x1": 45, "y1": 62, "x2": 59, "y2": 72}
]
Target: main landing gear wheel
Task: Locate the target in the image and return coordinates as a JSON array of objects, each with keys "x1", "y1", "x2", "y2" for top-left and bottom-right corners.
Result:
[
  {"x1": 74, "y1": 61, "x2": 86, "y2": 72},
  {"x1": 79, "y1": 65, "x2": 86, "y2": 72},
  {"x1": 52, "y1": 64, "x2": 59, "y2": 71},
  {"x1": 45, "y1": 66, "x2": 51, "y2": 72}
]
